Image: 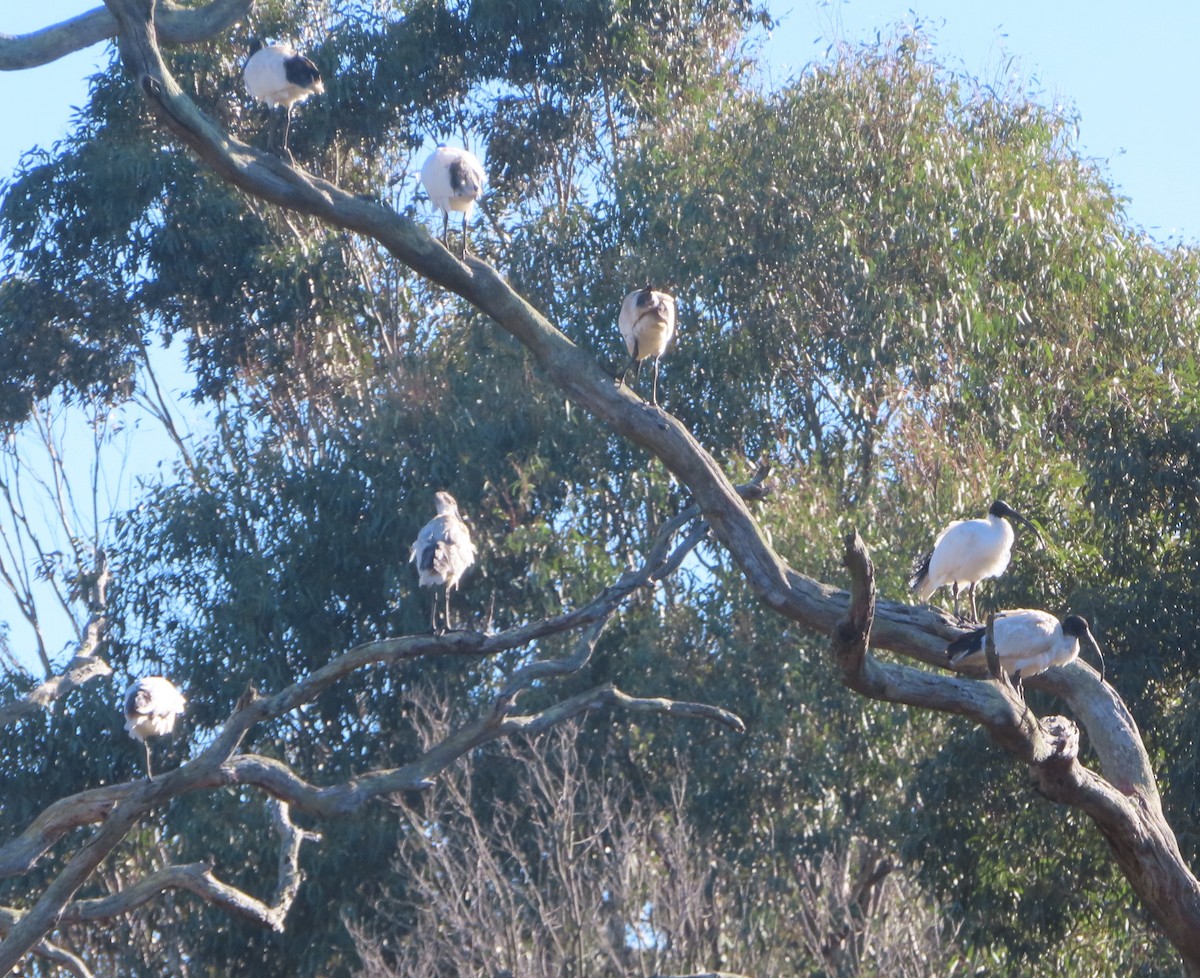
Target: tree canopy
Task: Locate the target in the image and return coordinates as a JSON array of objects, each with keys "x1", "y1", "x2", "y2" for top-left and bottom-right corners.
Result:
[{"x1": 1, "y1": 1, "x2": 1199, "y2": 976}]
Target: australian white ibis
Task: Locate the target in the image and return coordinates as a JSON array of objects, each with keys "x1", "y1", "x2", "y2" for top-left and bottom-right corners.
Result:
[
  {"x1": 617, "y1": 288, "x2": 677, "y2": 406},
  {"x1": 909, "y1": 500, "x2": 1044, "y2": 621},
  {"x1": 410, "y1": 491, "x2": 477, "y2": 633},
  {"x1": 243, "y1": 39, "x2": 324, "y2": 154},
  {"x1": 946, "y1": 609, "x2": 1105, "y2": 683},
  {"x1": 123, "y1": 676, "x2": 186, "y2": 779},
  {"x1": 420, "y1": 145, "x2": 486, "y2": 257}
]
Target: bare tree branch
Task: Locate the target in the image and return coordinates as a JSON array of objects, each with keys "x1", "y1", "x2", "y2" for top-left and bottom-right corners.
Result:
[
  {"x1": 58, "y1": 799, "x2": 319, "y2": 932},
  {"x1": 0, "y1": 491, "x2": 742, "y2": 970},
  {"x1": 0, "y1": 552, "x2": 112, "y2": 729},
  {"x1": 98, "y1": 0, "x2": 960, "y2": 667},
  {"x1": 79, "y1": 3, "x2": 1200, "y2": 970},
  {"x1": 831, "y1": 530, "x2": 1200, "y2": 975},
  {"x1": 0, "y1": 0, "x2": 250, "y2": 70},
  {"x1": 0, "y1": 909, "x2": 93, "y2": 978},
  {"x1": 1, "y1": 1, "x2": 1193, "y2": 972}
]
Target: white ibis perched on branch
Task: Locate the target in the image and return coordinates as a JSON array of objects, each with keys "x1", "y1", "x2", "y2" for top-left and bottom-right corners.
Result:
[
  {"x1": 420, "y1": 145, "x2": 486, "y2": 257},
  {"x1": 946, "y1": 610, "x2": 1105, "y2": 683},
  {"x1": 909, "y1": 500, "x2": 1044, "y2": 621},
  {"x1": 410, "y1": 491, "x2": 477, "y2": 633},
  {"x1": 243, "y1": 39, "x2": 324, "y2": 154},
  {"x1": 123, "y1": 676, "x2": 186, "y2": 779},
  {"x1": 618, "y1": 288, "x2": 677, "y2": 406}
]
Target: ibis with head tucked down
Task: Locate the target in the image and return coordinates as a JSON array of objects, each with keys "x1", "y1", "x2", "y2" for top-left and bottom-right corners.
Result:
[
  {"x1": 411, "y1": 491, "x2": 477, "y2": 633},
  {"x1": 618, "y1": 287, "x2": 677, "y2": 406},
  {"x1": 243, "y1": 39, "x2": 324, "y2": 154},
  {"x1": 420, "y1": 145, "x2": 486, "y2": 257},
  {"x1": 123, "y1": 676, "x2": 186, "y2": 779},
  {"x1": 945, "y1": 609, "x2": 1105, "y2": 684},
  {"x1": 910, "y1": 499, "x2": 1044, "y2": 621}
]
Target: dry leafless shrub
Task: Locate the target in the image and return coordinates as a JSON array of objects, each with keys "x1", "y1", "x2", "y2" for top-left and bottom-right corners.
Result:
[{"x1": 349, "y1": 691, "x2": 971, "y2": 978}]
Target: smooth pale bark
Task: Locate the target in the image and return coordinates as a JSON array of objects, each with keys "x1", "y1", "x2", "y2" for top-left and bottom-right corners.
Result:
[
  {"x1": 832, "y1": 532, "x2": 1200, "y2": 975},
  {"x1": 0, "y1": 0, "x2": 1196, "y2": 972},
  {"x1": 0, "y1": 457, "x2": 737, "y2": 971},
  {"x1": 0, "y1": 0, "x2": 250, "y2": 70}
]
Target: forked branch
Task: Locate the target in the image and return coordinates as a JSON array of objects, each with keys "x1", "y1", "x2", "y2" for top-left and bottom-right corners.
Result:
[
  {"x1": 831, "y1": 531, "x2": 1200, "y2": 974},
  {"x1": 0, "y1": 552, "x2": 113, "y2": 729},
  {"x1": 0, "y1": 500, "x2": 740, "y2": 971}
]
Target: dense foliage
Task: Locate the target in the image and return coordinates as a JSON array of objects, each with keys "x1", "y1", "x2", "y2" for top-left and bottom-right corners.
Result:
[{"x1": 1, "y1": 1, "x2": 1198, "y2": 975}]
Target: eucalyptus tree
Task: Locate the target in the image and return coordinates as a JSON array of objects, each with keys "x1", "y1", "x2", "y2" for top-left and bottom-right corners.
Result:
[{"x1": 0, "y1": 1, "x2": 1199, "y2": 976}]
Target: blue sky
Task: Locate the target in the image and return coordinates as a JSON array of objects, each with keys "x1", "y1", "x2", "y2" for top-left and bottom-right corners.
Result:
[
  {"x1": 0, "y1": 1, "x2": 1195, "y2": 672},
  {"x1": 2, "y1": 1, "x2": 1197, "y2": 242}
]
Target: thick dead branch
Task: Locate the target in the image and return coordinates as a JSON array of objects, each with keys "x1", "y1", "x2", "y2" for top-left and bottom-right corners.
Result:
[
  {"x1": 0, "y1": 0, "x2": 249, "y2": 70},
  {"x1": 101, "y1": 0, "x2": 956, "y2": 670},
  {"x1": 10, "y1": 1, "x2": 1195, "y2": 971},
  {"x1": 0, "y1": 515, "x2": 718, "y2": 880},
  {"x1": 832, "y1": 531, "x2": 1200, "y2": 975}
]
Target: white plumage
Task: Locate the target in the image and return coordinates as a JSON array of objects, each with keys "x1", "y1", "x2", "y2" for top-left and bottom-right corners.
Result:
[
  {"x1": 243, "y1": 40, "x2": 324, "y2": 153},
  {"x1": 420, "y1": 145, "x2": 486, "y2": 257},
  {"x1": 909, "y1": 499, "x2": 1043, "y2": 621},
  {"x1": 410, "y1": 491, "x2": 477, "y2": 633},
  {"x1": 617, "y1": 288, "x2": 677, "y2": 406},
  {"x1": 946, "y1": 610, "x2": 1104, "y2": 682},
  {"x1": 123, "y1": 676, "x2": 186, "y2": 779}
]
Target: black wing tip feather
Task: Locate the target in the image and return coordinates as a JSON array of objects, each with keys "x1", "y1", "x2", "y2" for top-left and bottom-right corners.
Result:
[
  {"x1": 908, "y1": 549, "x2": 933, "y2": 591},
  {"x1": 418, "y1": 545, "x2": 436, "y2": 573},
  {"x1": 945, "y1": 627, "x2": 986, "y2": 663},
  {"x1": 284, "y1": 55, "x2": 323, "y2": 89}
]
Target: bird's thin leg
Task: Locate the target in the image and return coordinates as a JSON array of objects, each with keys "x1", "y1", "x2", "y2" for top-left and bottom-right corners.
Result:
[
  {"x1": 460, "y1": 213, "x2": 471, "y2": 258},
  {"x1": 650, "y1": 358, "x2": 661, "y2": 406},
  {"x1": 619, "y1": 339, "x2": 640, "y2": 388},
  {"x1": 429, "y1": 591, "x2": 438, "y2": 634},
  {"x1": 143, "y1": 741, "x2": 154, "y2": 781},
  {"x1": 441, "y1": 212, "x2": 450, "y2": 248},
  {"x1": 618, "y1": 355, "x2": 636, "y2": 388},
  {"x1": 282, "y1": 105, "x2": 293, "y2": 152},
  {"x1": 444, "y1": 587, "x2": 453, "y2": 632},
  {"x1": 262, "y1": 107, "x2": 277, "y2": 151},
  {"x1": 969, "y1": 583, "x2": 979, "y2": 623},
  {"x1": 1012, "y1": 669, "x2": 1030, "y2": 717},
  {"x1": 950, "y1": 583, "x2": 960, "y2": 618}
]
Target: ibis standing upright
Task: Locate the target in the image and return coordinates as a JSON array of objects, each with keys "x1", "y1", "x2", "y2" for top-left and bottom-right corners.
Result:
[
  {"x1": 123, "y1": 676, "x2": 187, "y2": 780},
  {"x1": 410, "y1": 491, "x2": 477, "y2": 633},
  {"x1": 945, "y1": 609, "x2": 1105, "y2": 683},
  {"x1": 420, "y1": 145, "x2": 486, "y2": 257},
  {"x1": 910, "y1": 499, "x2": 1044, "y2": 621},
  {"x1": 243, "y1": 39, "x2": 325, "y2": 155},
  {"x1": 617, "y1": 287, "x2": 677, "y2": 407}
]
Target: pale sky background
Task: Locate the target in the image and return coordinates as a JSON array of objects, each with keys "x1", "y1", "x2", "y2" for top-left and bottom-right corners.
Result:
[{"x1": 0, "y1": 1, "x2": 1195, "y2": 672}]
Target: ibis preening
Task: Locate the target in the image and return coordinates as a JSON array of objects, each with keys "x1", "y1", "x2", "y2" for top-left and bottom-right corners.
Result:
[
  {"x1": 617, "y1": 288, "x2": 677, "y2": 406},
  {"x1": 123, "y1": 676, "x2": 186, "y2": 779},
  {"x1": 420, "y1": 145, "x2": 486, "y2": 257},
  {"x1": 946, "y1": 610, "x2": 1105, "y2": 684},
  {"x1": 243, "y1": 40, "x2": 324, "y2": 154},
  {"x1": 410, "y1": 491, "x2": 477, "y2": 633},
  {"x1": 909, "y1": 500, "x2": 1044, "y2": 621}
]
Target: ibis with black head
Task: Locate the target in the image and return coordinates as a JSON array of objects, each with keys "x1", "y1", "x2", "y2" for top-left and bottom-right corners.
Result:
[{"x1": 910, "y1": 499, "x2": 1044, "y2": 621}]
